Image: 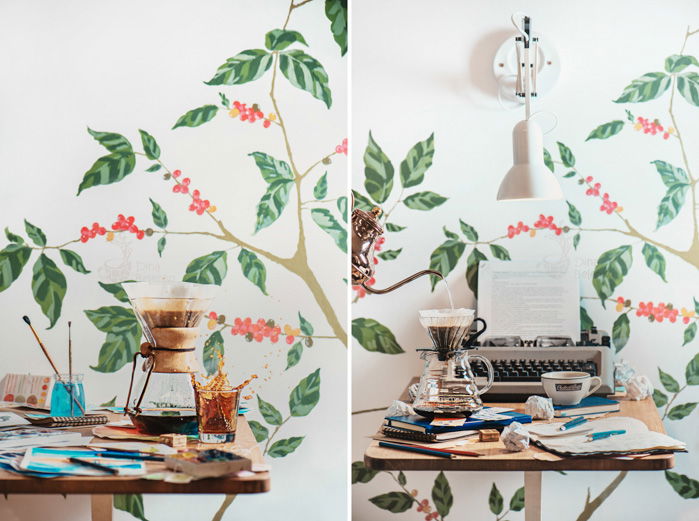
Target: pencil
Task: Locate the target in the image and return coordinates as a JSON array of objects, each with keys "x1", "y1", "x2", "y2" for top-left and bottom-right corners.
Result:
[
  {"x1": 68, "y1": 457, "x2": 119, "y2": 475},
  {"x1": 379, "y1": 441, "x2": 456, "y2": 459},
  {"x1": 406, "y1": 444, "x2": 481, "y2": 457}
]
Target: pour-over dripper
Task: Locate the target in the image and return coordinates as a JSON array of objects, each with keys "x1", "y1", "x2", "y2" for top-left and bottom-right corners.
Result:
[{"x1": 419, "y1": 308, "x2": 475, "y2": 353}]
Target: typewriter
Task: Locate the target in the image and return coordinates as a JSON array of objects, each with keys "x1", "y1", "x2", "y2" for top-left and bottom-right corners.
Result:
[{"x1": 461, "y1": 328, "x2": 615, "y2": 401}]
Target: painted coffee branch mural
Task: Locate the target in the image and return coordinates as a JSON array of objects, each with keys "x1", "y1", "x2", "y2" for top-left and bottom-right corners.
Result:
[{"x1": 352, "y1": 27, "x2": 699, "y2": 520}]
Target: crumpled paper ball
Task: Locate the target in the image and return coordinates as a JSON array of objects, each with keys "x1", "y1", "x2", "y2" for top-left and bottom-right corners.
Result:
[
  {"x1": 626, "y1": 374, "x2": 653, "y2": 401},
  {"x1": 385, "y1": 400, "x2": 416, "y2": 417},
  {"x1": 614, "y1": 358, "x2": 636, "y2": 386},
  {"x1": 500, "y1": 421, "x2": 530, "y2": 452},
  {"x1": 524, "y1": 395, "x2": 554, "y2": 420}
]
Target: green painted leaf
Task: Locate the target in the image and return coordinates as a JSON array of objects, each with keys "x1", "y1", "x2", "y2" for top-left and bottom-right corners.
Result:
[
  {"x1": 398, "y1": 471, "x2": 406, "y2": 486},
  {"x1": 432, "y1": 471, "x2": 453, "y2": 517},
  {"x1": 400, "y1": 133, "x2": 434, "y2": 188},
  {"x1": 237, "y1": 249, "x2": 267, "y2": 295},
  {"x1": 665, "y1": 54, "x2": 699, "y2": 73},
  {"x1": 489, "y1": 244, "x2": 511, "y2": 261},
  {"x1": 428, "y1": 239, "x2": 466, "y2": 291},
  {"x1": 510, "y1": 487, "x2": 525, "y2": 511},
  {"x1": 87, "y1": 308, "x2": 141, "y2": 373},
  {"x1": 248, "y1": 420, "x2": 269, "y2": 442},
  {"x1": 351, "y1": 317, "x2": 404, "y2": 354},
  {"x1": 311, "y1": 208, "x2": 347, "y2": 252},
  {"x1": 563, "y1": 171, "x2": 576, "y2": 178},
  {"x1": 651, "y1": 160, "x2": 689, "y2": 187},
  {"x1": 369, "y1": 492, "x2": 413, "y2": 513},
  {"x1": 265, "y1": 29, "x2": 307, "y2": 51},
  {"x1": 614, "y1": 72, "x2": 671, "y2": 103},
  {"x1": 665, "y1": 470, "x2": 699, "y2": 499},
  {"x1": 268, "y1": 436, "x2": 304, "y2": 458},
  {"x1": 250, "y1": 152, "x2": 295, "y2": 233},
  {"x1": 138, "y1": 129, "x2": 160, "y2": 160},
  {"x1": 352, "y1": 190, "x2": 374, "y2": 212},
  {"x1": 677, "y1": 71, "x2": 699, "y2": 106},
  {"x1": 543, "y1": 148, "x2": 554, "y2": 172},
  {"x1": 652, "y1": 389, "x2": 668, "y2": 408},
  {"x1": 98, "y1": 280, "x2": 134, "y2": 303},
  {"x1": 325, "y1": 0, "x2": 348, "y2": 56},
  {"x1": 279, "y1": 50, "x2": 332, "y2": 108},
  {"x1": 625, "y1": 109, "x2": 635, "y2": 122},
  {"x1": 59, "y1": 249, "x2": 90, "y2": 274},
  {"x1": 77, "y1": 151, "x2": 136, "y2": 195},
  {"x1": 443, "y1": 226, "x2": 459, "y2": 240},
  {"x1": 557, "y1": 142, "x2": 575, "y2": 168},
  {"x1": 586, "y1": 120, "x2": 624, "y2": 141},
  {"x1": 203, "y1": 330, "x2": 224, "y2": 376},
  {"x1": 218, "y1": 92, "x2": 230, "y2": 108},
  {"x1": 257, "y1": 396, "x2": 283, "y2": 426},
  {"x1": 249, "y1": 151, "x2": 294, "y2": 182},
  {"x1": 580, "y1": 306, "x2": 594, "y2": 330},
  {"x1": 641, "y1": 243, "x2": 667, "y2": 282},
  {"x1": 351, "y1": 461, "x2": 379, "y2": 484},
  {"x1": 612, "y1": 313, "x2": 630, "y2": 352},
  {"x1": 459, "y1": 220, "x2": 478, "y2": 241},
  {"x1": 172, "y1": 104, "x2": 219, "y2": 129},
  {"x1": 684, "y1": 322, "x2": 697, "y2": 346},
  {"x1": 566, "y1": 201, "x2": 582, "y2": 226},
  {"x1": 403, "y1": 191, "x2": 447, "y2": 210},
  {"x1": 146, "y1": 164, "x2": 161, "y2": 172},
  {"x1": 337, "y1": 196, "x2": 348, "y2": 223},
  {"x1": 657, "y1": 182, "x2": 690, "y2": 229},
  {"x1": 573, "y1": 233, "x2": 581, "y2": 249},
  {"x1": 489, "y1": 483, "x2": 504, "y2": 515},
  {"x1": 313, "y1": 172, "x2": 328, "y2": 199},
  {"x1": 289, "y1": 368, "x2": 320, "y2": 417},
  {"x1": 592, "y1": 245, "x2": 633, "y2": 306},
  {"x1": 4, "y1": 227, "x2": 24, "y2": 244},
  {"x1": 85, "y1": 306, "x2": 140, "y2": 334},
  {"x1": 183, "y1": 251, "x2": 228, "y2": 285},
  {"x1": 100, "y1": 396, "x2": 117, "y2": 407},
  {"x1": 298, "y1": 312, "x2": 314, "y2": 336},
  {"x1": 114, "y1": 494, "x2": 148, "y2": 521},
  {"x1": 364, "y1": 132, "x2": 394, "y2": 204},
  {"x1": 686, "y1": 353, "x2": 699, "y2": 385},
  {"x1": 466, "y1": 247, "x2": 488, "y2": 298},
  {"x1": 205, "y1": 49, "x2": 273, "y2": 85},
  {"x1": 87, "y1": 128, "x2": 132, "y2": 153},
  {"x1": 157, "y1": 236, "x2": 166, "y2": 257},
  {"x1": 149, "y1": 198, "x2": 168, "y2": 229},
  {"x1": 286, "y1": 341, "x2": 303, "y2": 370},
  {"x1": 667, "y1": 402, "x2": 697, "y2": 420},
  {"x1": 377, "y1": 248, "x2": 402, "y2": 261},
  {"x1": 385, "y1": 222, "x2": 406, "y2": 232},
  {"x1": 24, "y1": 220, "x2": 46, "y2": 246},
  {"x1": 31, "y1": 254, "x2": 66, "y2": 328},
  {"x1": 695, "y1": 297, "x2": 699, "y2": 315},
  {"x1": 658, "y1": 367, "x2": 680, "y2": 393},
  {"x1": 0, "y1": 244, "x2": 31, "y2": 293}
]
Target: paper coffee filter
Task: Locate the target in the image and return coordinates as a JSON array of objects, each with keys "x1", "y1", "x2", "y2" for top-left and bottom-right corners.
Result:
[{"x1": 418, "y1": 308, "x2": 475, "y2": 328}]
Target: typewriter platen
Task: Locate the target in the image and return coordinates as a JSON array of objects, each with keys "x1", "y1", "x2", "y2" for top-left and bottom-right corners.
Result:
[{"x1": 459, "y1": 328, "x2": 615, "y2": 401}]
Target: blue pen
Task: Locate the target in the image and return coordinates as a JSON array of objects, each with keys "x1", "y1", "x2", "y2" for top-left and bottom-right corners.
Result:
[
  {"x1": 559, "y1": 416, "x2": 588, "y2": 431},
  {"x1": 378, "y1": 441, "x2": 456, "y2": 459},
  {"x1": 585, "y1": 429, "x2": 626, "y2": 442}
]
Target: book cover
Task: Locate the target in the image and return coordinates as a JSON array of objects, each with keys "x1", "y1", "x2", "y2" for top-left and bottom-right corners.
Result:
[
  {"x1": 553, "y1": 396, "x2": 620, "y2": 417},
  {"x1": 385, "y1": 410, "x2": 532, "y2": 434}
]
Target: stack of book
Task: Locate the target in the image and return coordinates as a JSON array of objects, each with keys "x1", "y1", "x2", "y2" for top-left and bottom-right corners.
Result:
[{"x1": 553, "y1": 396, "x2": 620, "y2": 418}]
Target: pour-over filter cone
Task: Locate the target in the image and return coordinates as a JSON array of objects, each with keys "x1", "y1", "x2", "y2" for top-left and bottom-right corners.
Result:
[{"x1": 419, "y1": 308, "x2": 475, "y2": 350}]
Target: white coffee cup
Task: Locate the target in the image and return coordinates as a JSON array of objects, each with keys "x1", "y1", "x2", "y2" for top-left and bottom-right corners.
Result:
[{"x1": 541, "y1": 371, "x2": 602, "y2": 406}]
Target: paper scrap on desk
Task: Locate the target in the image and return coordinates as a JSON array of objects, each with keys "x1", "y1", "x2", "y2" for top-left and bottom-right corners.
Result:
[
  {"x1": 470, "y1": 410, "x2": 512, "y2": 421},
  {"x1": 0, "y1": 412, "x2": 30, "y2": 428},
  {"x1": 88, "y1": 441, "x2": 178, "y2": 455},
  {"x1": 526, "y1": 423, "x2": 593, "y2": 437},
  {"x1": 430, "y1": 417, "x2": 467, "y2": 427},
  {"x1": 21, "y1": 447, "x2": 146, "y2": 476}
]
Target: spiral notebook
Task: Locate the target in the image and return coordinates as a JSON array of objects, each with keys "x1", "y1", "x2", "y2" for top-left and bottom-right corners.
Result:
[
  {"x1": 382, "y1": 426, "x2": 479, "y2": 443},
  {"x1": 25, "y1": 414, "x2": 108, "y2": 428}
]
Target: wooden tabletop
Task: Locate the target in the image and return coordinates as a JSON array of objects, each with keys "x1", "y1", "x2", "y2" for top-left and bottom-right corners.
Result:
[
  {"x1": 0, "y1": 412, "x2": 270, "y2": 494},
  {"x1": 364, "y1": 382, "x2": 676, "y2": 472}
]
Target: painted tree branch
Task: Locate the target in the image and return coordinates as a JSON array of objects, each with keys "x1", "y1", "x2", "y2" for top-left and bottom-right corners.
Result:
[{"x1": 574, "y1": 471, "x2": 628, "y2": 521}]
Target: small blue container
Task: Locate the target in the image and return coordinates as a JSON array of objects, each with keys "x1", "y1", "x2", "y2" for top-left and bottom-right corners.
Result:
[{"x1": 50, "y1": 374, "x2": 85, "y2": 417}]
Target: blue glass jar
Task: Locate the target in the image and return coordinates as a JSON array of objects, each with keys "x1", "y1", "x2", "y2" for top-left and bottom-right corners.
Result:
[{"x1": 50, "y1": 374, "x2": 85, "y2": 417}]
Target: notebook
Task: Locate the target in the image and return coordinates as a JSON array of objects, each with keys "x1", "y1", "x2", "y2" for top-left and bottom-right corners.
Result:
[
  {"x1": 385, "y1": 410, "x2": 532, "y2": 434},
  {"x1": 553, "y1": 396, "x2": 620, "y2": 418},
  {"x1": 381, "y1": 426, "x2": 479, "y2": 443},
  {"x1": 26, "y1": 414, "x2": 108, "y2": 428}
]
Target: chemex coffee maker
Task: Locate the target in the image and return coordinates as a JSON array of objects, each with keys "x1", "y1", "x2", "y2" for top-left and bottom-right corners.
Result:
[{"x1": 122, "y1": 281, "x2": 217, "y2": 435}]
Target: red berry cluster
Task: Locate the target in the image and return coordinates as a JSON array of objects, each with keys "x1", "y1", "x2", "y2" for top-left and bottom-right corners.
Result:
[
  {"x1": 170, "y1": 170, "x2": 214, "y2": 215},
  {"x1": 534, "y1": 214, "x2": 563, "y2": 235},
  {"x1": 189, "y1": 189, "x2": 211, "y2": 215},
  {"x1": 171, "y1": 170, "x2": 191, "y2": 194},
  {"x1": 634, "y1": 116, "x2": 673, "y2": 140},
  {"x1": 584, "y1": 176, "x2": 620, "y2": 214},
  {"x1": 111, "y1": 214, "x2": 145, "y2": 240},
  {"x1": 335, "y1": 138, "x2": 348, "y2": 155},
  {"x1": 416, "y1": 498, "x2": 438, "y2": 520},
  {"x1": 635, "y1": 300, "x2": 681, "y2": 323},
  {"x1": 80, "y1": 222, "x2": 107, "y2": 243},
  {"x1": 229, "y1": 101, "x2": 275, "y2": 128},
  {"x1": 507, "y1": 220, "x2": 530, "y2": 238}
]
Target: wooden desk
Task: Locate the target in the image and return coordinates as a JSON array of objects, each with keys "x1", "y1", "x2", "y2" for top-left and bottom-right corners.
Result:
[
  {"x1": 364, "y1": 383, "x2": 674, "y2": 521},
  {"x1": 0, "y1": 411, "x2": 270, "y2": 521}
]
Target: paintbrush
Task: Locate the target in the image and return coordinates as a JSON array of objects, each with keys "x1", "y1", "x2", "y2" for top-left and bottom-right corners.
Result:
[
  {"x1": 68, "y1": 321, "x2": 73, "y2": 416},
  {"x1": 22, "y1": 315, "x2": 86, "y2": 415}
]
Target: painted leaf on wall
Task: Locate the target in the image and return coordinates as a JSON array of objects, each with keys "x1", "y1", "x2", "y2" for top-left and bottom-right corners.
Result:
[
  {"x1": 667, "y1": 402, "x2": 697, "y2": 420},
  {"x1": 641, "y1": 243, "x2": 667, "y2": 282},
  {"x1": 377, "y1": 248, "x2": 402, "y2": 261},
  {"x1": 205, "y1": 49, "x2": 273, "y2": 85},
  {"x1": 311, "y1": 208, "x2": 347, "y2": 252},
  {"x1": 203, "y1": 330, "x2": 224, "y2": 376},
  {"x1": 557, "y1": 142, "x2": 575, "y2": 168},
  {"x1": 268, "y1": 436, "x2": 304, "y2": 458},
  {"x1": 488, "y1": 483, "x2": 504, "y2": 515},
  {"x1": 250, "y1": 152, "x2": 295, "y2": 233},
  {"x1": 264, "y1": 29, "x2": 307, "y2": 51},
  {"x1": 149, "y1": 198, "x2": 168, "y2": 229},
  {"x1": 352, "y1": 190, "x2": 374, "y2": 212},
  {"x1": 337, "y1": 196, "x2": 348, "y2": 222},
  {"x1": 466, "y1": 247, "x2": 488, "y2": 298},
  {"x1": 580, "y1": 306, "x2": 595, "y2": 330},
  {"x1": 686, "y1": 353, "x2": 699, "y2": 385},
  {"x1": 237, "y1": 249, "x2": 268, "y2": 295},
  {"x1": 676, "y1": 71, "x2": 699, "y2": 106},
  {"x1": 0, "y1": 244, "x2": 31, "y2": 292},
  {"x1": 573, "y1": 232, "x2": 581, "y2": 249},
  {"x1": 248, "y1": 420, "x2": 269, "y2": 442},
  {"x1": 4, "y1": 227, "x2": 24, "y2": 244},
  {"x1": 385, "y1": 222, "x2": 405, "y2": 232},
  {"x1": 98, "y1": 280, "x2": 135, "y2": 303},
  {"x1": 443, "y1": 227, "x2": 459, "y2": 240},
  {"x1": 653, "y1": 389, "x2": 668, "y2": 408},
  {"x1": 90, "y1": 329, "x2": 141, "y2": 373},
  {"x1": 658, "y1": 367, "x2": 680, "y2": 393},
  {"x1": 351, "y1": 461, "x2": 379, "y2": 484},
  {"x1": 77, "y1": 150, "x2": 136, "y2": 195},
  {"x1": 613, "y1": 72, "x2": 671, "y2": 103},
  {"x1": 183, "y1": 251, "x2": 228, "y2": 285},
  {"x1": 157, "y1": 236, "x2": 166, "y2": 257},
  {"x1": 87, "y1": 128, "x2": 133, "y2": 153},
  {"x1": 657, "y1": 182, "x2": 690, "y2": 229},
  {"x1": 249, "y1": 151, "x2": 294, "y2": 182},
  {"x1": 138, "y1": 129, "x2": 160, "y2": 160},
  {"x1": 364, "y1": 132, "x2": 394, "y2": 204},
  {"x1": 257, "y1": 395, "x2": 283, "y2": 426},
  {"x1": 665, "y1": 470, "x2": 699, "y2": 499},
  {"x1": 172, "y1": 105, "x2": 219, "y2": 129},
  {"x1": 665, "y1": 54, "x2": 699, "y2": 73},
  {"x1": 431, "y1": 471, "x2": 453, "y2": 517},
  {"x1": 24, "y1": 220, "x2": 46, "y2": 247},
  {"x1": 585, "y1": 120, "x2": 624, "y2": 141},
  {"x1": 651, "y1": 160, "x2": 689, "y2": 187},
  {"x1": 59, "y1": 249, "x2": 90, "y2": 274},
  {"x1": 611, "y1": 313, "x2": 630, "y2": 352},
  {"x1": 85, "y1": 306, "x2": 140, "y2": 334},
  {"x1": 399, "y1": 133, "x2": 434, "y2": 188},
  {"x1": 684, "y1": 322, "x2": 697, "y2": 346},
  {"x1": 566, "y1": 201, "x2": 582, "y2": 226},
  {"x1": 114, "y1": 494, "x2": 148, "y2": 521},
  {"x1": 403, "y1": 191, "x2": 447, "y2": 210},
  {"x1": 592, "y1": 245, "x2": 633, "y2": 306},
  {"x1": 298, "y1": 312, "x2": 314, "y2": 336},
  {"x1": 289, "y1": 368, "x2": 320, "y2": 417},
  {"x1": 325, "y1": 0, "x2": 348, "y2": 56},
  {"x1": 286, "y1": 341, "x2": 303, "y2": 370},
  {"x1": 352, "y1": 317, "x2": 404, "y2": 354},
  {"x1": 369, "y1": 492, "x2": 413, "y2": 513},
  {"x1": 279, "y1": 50, "x2": 332, "y2": 108},
  {"x1": 543, "y1": 148, "x2": 554, "y2": 172},
  {"x1": 459, "y1": 220, "x2": 478, "y2": 241},
  {"x1": 31, "y1": 254, "x2": 67, "y2": 328},
  {"x1": 313, "y1": 172, "x2": 328, "y2": 199},
  {"x1": 510, "y1": 487, "x2": 525, "y2": 511},
  {"x1": 428, "y1": 239, "x2": 466, "y2": 290},
  {"x1": 489, "y1": 244, "x2": 511, "y2": 261}
]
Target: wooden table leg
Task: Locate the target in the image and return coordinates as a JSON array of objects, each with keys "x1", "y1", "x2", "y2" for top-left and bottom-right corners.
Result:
[
  {"x1": 524, "y1": 471, "x2": 542, "y2": 521},
  {"x1": 91, "y1": 494, "x2": 113, "y2": 521}
]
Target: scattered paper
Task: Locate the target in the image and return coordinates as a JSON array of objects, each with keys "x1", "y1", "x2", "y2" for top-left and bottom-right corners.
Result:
[
  {"x1": 88, "y1": 441, "x2": 178, "y2": 455},
  {"x1": 0, "y1": 412, "x2": 30, "y2": 428},
  {"x1": 430, "y1": 417, "x2": 467, "y2": 427},
  {"x1": 21, "y1": 447, "x2": 146, "y2": 476}
]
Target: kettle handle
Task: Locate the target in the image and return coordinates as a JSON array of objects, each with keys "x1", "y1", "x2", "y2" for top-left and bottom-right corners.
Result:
[{"x1": 459, "y1": 353, "x2": 494, "y2": 396}]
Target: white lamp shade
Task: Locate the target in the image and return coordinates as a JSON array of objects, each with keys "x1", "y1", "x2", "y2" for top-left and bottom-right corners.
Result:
[{"x1": 497, "y1": 119, "x2": 563, "y2": 201}]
